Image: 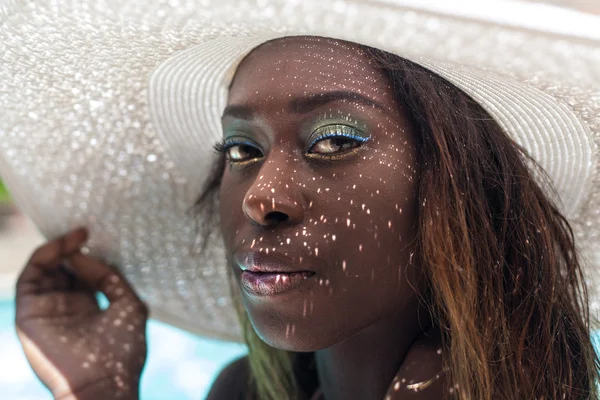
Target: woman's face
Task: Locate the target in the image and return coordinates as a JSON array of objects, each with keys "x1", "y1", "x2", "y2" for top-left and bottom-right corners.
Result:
[{"x1": 219, "y1": 37, "x2": 422, "y2": 351}]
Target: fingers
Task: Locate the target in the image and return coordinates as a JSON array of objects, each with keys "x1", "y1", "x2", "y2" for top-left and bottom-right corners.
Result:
[
  {"x1": 16, "y1": 228, "x2": 88, "y2": 297},
  {"x1": 16, "y1": 266, "x2": 74, "y2": 297},
  {"x1": 16, "y1": 227, "x2": 144, "y2": 308},
  {"x1": 66, "y1": 253, "x2": 141, "y2": 304},
  {"x1": 16, "y1": 291, "x2": 100, "y2": 321},
  {"x1": 31, "y1": 228, "x2": 88, "y2": 266}
]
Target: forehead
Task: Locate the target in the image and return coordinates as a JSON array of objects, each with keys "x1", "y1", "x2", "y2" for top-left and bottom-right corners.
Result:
[{"x1": 228, "y1": 36, "x2": 394, "y2": 104}]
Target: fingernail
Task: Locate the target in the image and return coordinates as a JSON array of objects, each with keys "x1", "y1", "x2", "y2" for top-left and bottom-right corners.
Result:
[
  {"x1": 68, "y1": 226, "x2": 88, "y2": 241},
  {"x1": 62, "y1": 259, "x2": 75, "y2": 273}
]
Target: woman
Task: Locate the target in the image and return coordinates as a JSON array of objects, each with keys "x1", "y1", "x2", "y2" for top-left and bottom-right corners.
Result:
[{"x1": 13, "y1": 34, "x2": 600, "y2": 399}]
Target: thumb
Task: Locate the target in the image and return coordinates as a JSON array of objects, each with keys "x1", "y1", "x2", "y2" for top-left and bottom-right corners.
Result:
[{"x1": 16, "y1": 327, "x2": 73, "y2": 398}]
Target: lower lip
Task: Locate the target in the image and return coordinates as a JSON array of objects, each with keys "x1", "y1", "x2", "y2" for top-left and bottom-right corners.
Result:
[{"x1": 241, "y1": 271, "x2": 313, "y2": 296}]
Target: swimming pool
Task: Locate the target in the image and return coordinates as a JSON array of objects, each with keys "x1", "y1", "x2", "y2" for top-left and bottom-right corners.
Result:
[{"x1": 0, "y1": 299, "x2": 248, "y2": 400}]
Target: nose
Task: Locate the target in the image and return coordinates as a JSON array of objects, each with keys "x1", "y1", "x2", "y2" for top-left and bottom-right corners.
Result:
[{"x1": 242, "y1": 183, "x2": 305, "y2": 227}]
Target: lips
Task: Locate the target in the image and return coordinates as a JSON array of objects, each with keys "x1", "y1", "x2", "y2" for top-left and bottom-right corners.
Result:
[
  {"x1": 235, "y1": 250, "x2": 310, "y2": 273},
  {"x1": 235, "y1": 250, "x2": 315, "y2": 296}
]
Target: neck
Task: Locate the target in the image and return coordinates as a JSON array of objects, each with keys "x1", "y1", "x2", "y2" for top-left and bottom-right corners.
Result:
[{"x1": 314, "y1": 297, "x2": 435, "y2": 400}]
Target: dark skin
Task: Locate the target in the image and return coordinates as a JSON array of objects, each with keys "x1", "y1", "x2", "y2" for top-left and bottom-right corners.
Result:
[
  {"x1": 217, "y1": 37, "x2": 446, "y2": 399},
  {"x1": 15, "y1": 36, "x2": 446, "y2": 400},
  {"x1": 15, "y1": 228, "x2": 147, "y2": 400}
]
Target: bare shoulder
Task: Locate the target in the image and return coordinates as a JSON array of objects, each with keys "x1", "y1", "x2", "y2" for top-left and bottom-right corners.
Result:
[
  {"x1": 385, "y1": 328, "x2": 452, "y2": 400},
  {"x1": 206, "y1": 356, "x2": 251, "y2": 400}
]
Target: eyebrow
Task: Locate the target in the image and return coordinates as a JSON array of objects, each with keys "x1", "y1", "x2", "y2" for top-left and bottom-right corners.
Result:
[{"x1": 222, "y1": 90, "x2": 386, "y2": 120}]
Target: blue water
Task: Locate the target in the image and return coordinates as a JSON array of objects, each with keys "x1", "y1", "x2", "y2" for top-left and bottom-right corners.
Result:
[{"x1": 0, "y1": 300, "x2": 247, "y2": 400}]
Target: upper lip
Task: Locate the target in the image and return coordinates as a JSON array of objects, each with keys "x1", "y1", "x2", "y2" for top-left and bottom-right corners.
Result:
[{"x1": 234, "y1": 250, "x2": 313, "y2": 274}]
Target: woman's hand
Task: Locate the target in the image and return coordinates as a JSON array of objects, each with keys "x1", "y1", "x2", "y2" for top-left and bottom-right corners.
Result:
[{"x1": 15, "y1": 228, "x2": 149, "y2": 400}]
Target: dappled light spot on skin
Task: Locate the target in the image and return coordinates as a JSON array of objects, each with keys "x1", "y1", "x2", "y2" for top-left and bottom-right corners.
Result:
[
  {"x1": 17, "y1": 329, "x2": 74, "y2": 398},
  {"x1": 15, "y1": 228, "x2": 149, "y2": 399},
  {"x1": 217, "y1": 35, "x2": 441, "y2": 399}
]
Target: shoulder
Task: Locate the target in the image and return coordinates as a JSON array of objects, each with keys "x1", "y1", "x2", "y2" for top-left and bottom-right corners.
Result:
[
  {"x1": 385, "y1": 328, "x2": 451, "y2": 399},
  {"x1": 206, "y1": 356, "x2": 251, "y2": 400}
]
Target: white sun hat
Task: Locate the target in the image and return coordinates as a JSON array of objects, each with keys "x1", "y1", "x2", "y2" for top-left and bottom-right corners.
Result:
[{"x1": 0, "y1": 0, "x2": 599, "y2": 341}]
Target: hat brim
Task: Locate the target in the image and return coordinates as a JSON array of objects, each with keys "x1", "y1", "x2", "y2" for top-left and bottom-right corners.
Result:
[{"x1": 1, "y1": 0, "x2": 599, "y2": 340}]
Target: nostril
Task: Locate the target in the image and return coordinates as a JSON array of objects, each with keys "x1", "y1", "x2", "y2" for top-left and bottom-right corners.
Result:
[{"x1": 264, "y1": 211, "x2": 289, "y2": 224}]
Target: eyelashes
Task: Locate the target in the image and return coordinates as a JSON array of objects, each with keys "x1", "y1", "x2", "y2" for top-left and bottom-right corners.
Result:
[
  {"x1": 215, "y1": 124, "x2": 370, "y2": 165},
  {"x1": 214, "y1": 138, "x2": 262, "y2": 164},
  {"x1": 306, "y1": 124, "x2": 369, "y2": 149},
  {"x1": 306, "y1": 124, "x2": 369, "y2": 158}
]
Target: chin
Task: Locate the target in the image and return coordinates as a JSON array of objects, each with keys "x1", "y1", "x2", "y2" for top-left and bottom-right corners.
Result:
[{"x1": 241, "y1": 296, "x2": 355, "y2": 352}]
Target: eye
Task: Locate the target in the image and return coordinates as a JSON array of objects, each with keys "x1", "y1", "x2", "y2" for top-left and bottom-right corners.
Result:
[
  {"x1": 227, "y1": 144, "x2": 262, "y2": 161},
  {"x1": 310, "y1": 137, "x2": 361, "y2": 154},
  {"x1": 215, "y1": 139, "x2": 263, "y2": 163},
  {"x1": 307, "y1": 124, "x2": 369, "y2": 156}
]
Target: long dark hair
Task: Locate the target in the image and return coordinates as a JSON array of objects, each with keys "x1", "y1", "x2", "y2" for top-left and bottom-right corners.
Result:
[{"x1": 194, "y1": 43, "x2": 600, "y2": 399}]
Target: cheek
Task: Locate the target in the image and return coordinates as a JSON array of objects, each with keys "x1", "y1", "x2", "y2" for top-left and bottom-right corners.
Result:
[
  {"x1": 315, "y1": 150, "x2": 420, "y2": 289},
  {"x1": 321, "y1": 188, "x2": 418, "y2": 277}
]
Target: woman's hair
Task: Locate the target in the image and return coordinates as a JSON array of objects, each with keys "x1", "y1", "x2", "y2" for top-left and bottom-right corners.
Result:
[{"x1": 194, "y1": 44, "x2": 600, "y2": 400}]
